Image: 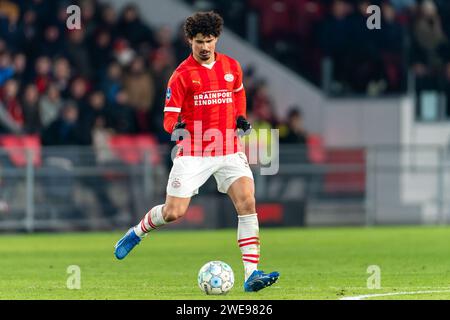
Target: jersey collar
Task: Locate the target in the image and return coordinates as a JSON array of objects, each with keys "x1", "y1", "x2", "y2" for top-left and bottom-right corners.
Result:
[{"x1": 189, "y1": 52, "x2": 221, "y2": 69}]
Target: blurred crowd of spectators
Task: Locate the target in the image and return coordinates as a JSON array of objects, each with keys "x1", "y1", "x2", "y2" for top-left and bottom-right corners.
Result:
[
  {"x1": 0, "y1": 0, "x2": 308, "y2": 150},
  {"x1": 0, "y1": 0, "x2": 189, "y2": 146},
  {"x1": 190, "y1": 0, "x2": 450, "y2": 99},
  {"x1": 0, "y1": 0, "x2": 449, "y2": 151}
]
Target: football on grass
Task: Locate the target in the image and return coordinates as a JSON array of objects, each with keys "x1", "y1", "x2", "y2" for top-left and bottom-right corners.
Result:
[{"x1": 198, "y1": 261, "x2": 234, "y2": 295}]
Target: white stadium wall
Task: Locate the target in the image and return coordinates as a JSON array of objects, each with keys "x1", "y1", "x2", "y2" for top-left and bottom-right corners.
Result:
[
  {"x1": 322, "y1": 97, "x2": 402, "y2": 147},
  {"x1": 327, "y1": 95, "x2": 450, "y2": 224}
]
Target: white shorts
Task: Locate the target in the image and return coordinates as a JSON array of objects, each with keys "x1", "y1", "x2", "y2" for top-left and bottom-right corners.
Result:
[{"x1": 166, "y1": 152, "x2": 254, "y2": 198}]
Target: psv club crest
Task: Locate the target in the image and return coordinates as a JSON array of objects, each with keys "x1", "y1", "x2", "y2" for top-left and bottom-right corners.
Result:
[
  {"x1": 224, "y1": 73, "x2": 234, "y2": 82},
  {"x1": 171, "y1": 178, "x2": 181, "y2": 188}
]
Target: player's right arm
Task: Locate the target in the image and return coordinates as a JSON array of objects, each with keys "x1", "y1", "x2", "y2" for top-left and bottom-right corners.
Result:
[{"x1": 163, "y1": 73, "x2": 186, "y2": 134}]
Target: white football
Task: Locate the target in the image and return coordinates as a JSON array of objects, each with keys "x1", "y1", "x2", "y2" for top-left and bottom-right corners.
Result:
[{"x1": 197, "y1": 261, "x2": 234, "y2": 295}]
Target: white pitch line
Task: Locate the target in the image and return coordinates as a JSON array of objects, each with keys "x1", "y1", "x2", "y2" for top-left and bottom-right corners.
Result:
[{"x1": 340, "y1": 290, "x2": 450, "y2": 300}]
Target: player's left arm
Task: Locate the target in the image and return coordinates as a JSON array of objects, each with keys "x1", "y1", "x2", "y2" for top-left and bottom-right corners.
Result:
[
  {"x1": 233, "y1": 61, "x2": 246, "y2": 119},
  {"x1": 233, "y1": 62, "x2": 252, "y2": 135}
]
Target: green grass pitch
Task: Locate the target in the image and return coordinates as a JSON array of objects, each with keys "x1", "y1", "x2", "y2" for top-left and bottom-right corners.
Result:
[{"x1": 1, "y1": 226, "x2": 450, "y2": 300}]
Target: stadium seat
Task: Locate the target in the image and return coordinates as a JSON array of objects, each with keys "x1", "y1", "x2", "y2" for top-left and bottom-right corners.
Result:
[
  {"x1": 248, "y1": 0, "x2": 295, "y2": 38},
  {"x1": 307, "y1": 134, "x2": 325, "y2": 163},
  {"x1": 0, "y1": 135, "x2": 42, "y2": 167},
  {"x1": 108, "y1": 134, "x2": 161, "y2": 166},
  {"x1": 134, "y1": 134, "x2": 161, "y2": 166},
  {"x1": 324, "y1": 148, "x2": 366, "y2": 194}
]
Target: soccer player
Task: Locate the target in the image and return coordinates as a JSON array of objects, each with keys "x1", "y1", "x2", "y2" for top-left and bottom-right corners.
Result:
[{"x1": 114, "y1": 11, "x2": 279, "y2": 292}]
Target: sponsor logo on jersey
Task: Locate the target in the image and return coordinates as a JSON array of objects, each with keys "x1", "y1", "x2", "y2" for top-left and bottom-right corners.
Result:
[
  {"x1": 224, "y1": 73, "x2": 234, "y2": 82},
  {"x1": 193, "y1": 90, "x2": 233, "y2": 106},
  {"x1": 166, "y1": 87, "x2": 172, "y2": 100}
]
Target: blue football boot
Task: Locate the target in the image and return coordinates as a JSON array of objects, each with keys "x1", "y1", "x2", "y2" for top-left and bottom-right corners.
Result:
[
  {"x1": 244, "y1": 270, "x2": 280, "y2": 292},
  {"x1": 114, "y1": 227, "x2": 141, "y2": 260}
]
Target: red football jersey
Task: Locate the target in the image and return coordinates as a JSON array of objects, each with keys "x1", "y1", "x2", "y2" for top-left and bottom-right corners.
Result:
[{"x1": 163, "y1": 52, "x2": 246, "y2": 157}]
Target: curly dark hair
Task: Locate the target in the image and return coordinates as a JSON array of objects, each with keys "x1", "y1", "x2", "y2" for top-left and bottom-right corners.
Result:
[{"x1": 184, "y1": 11, "x2": 224, "y2": 39}]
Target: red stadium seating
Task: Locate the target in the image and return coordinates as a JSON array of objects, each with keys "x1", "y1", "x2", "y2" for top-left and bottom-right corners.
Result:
[
  {"x1": 108, "y1": 134, "x2": 161, "y2": 166},
  {"x1": 0, "y1": 135, "x2": 42, "y2": 167},
  {"x1": 248, "y1": 0, "x2": 296, "y2": 38},
  {"x1": 134, "y1": 134, "x2": 162, "y2": 166},
  {"x1": 108, "y1": 135, "x2": 140, "y2": 165},
  {"x1": 323, "y1": 148, "x2": 366, "y2": 194},
  {"x1": 307, "y1": 134, "x2": 325, "y2": 163}
]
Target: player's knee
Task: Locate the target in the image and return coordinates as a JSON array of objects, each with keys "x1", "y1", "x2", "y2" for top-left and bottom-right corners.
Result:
[
  {"x1": 163, "y1": 203, "x2": 188, "y2": 222},
  {"x1": 235, "y1": 195, "x2": 256, "y2": 214}
]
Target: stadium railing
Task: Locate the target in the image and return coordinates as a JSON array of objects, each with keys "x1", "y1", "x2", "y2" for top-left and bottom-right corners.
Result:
[{"x1": 0, "y1": 142, "x2": 448, "y2": 232}]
